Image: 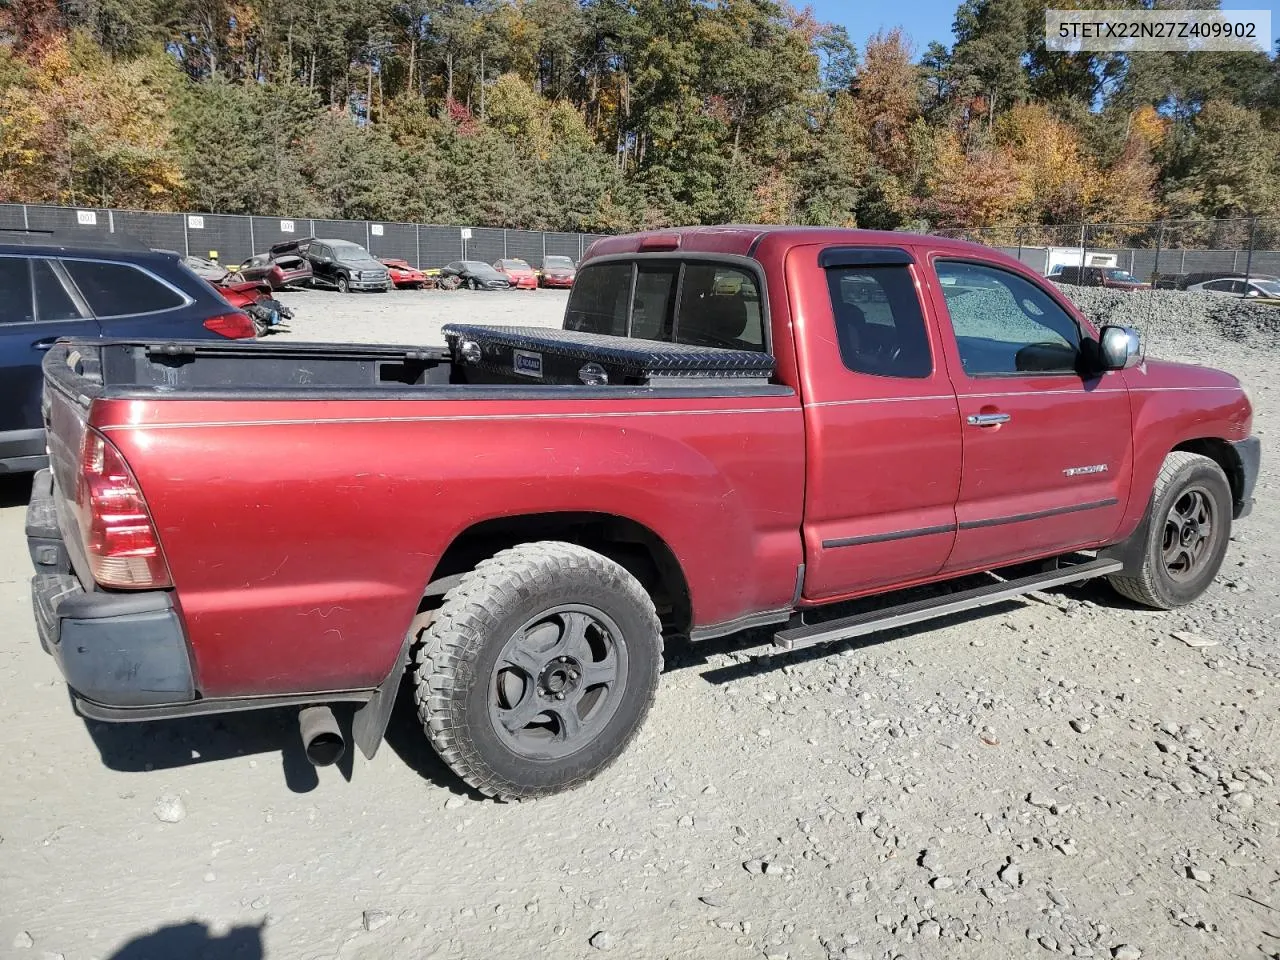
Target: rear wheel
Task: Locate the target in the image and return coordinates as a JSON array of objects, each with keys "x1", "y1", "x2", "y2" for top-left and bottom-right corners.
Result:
[
  {"x1": 337, "y1": 274, "x2": 350, "y2": 294},
  {"x1": 414, "y1": 542, "x2": 663, "y2": 800},
  {"x1": 1108, "y1": 452, "x2": 1233, "y2": 609}
]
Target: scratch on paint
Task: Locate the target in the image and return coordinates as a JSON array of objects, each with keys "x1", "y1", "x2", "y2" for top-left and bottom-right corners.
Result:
[{"x1": 303, "y1": 606, "x2": 349, "y2": 619}]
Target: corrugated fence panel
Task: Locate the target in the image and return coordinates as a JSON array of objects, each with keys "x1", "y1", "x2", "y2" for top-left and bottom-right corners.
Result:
[
  {"x1": 312, "y1": 219, "x2": 368, "y2": 246},
  {"x1": 466, "y1": 227, "x2": 505, "y2": 264},
  {"x1": 25, "y1": 204, "x2": 113, "y2": 236},
  {"x1": 184, "y1": 215, "x2": 253, "y2": 264},
  {"x1": 505, "y1": 230, "x2": 543, "y2": 264},
  {"x1": 251, "y1": 216, "x2": 310, "y2": 254},
  {"x1": 367, "y1": 222, "x2": 418, "y2": 264},
  {"x1": 111, "y1": 211, "x2": 187, "y2": 256},
  {"x1": 543, "y1": 232, "x2": 580, "y2": 262},
  {"x1": 0, "y1": 204, "x2": 28, "y2": 229},
  {"x1": 419, "y1": 226, "x2": 462, "y2": 267}
]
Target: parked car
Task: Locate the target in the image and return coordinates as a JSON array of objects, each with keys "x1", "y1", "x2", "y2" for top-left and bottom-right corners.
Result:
[
  {"x1": 237, "y1": 243, "x2": 314, "y2": 290},
  {"x1": 440, "y1": 260, "x2": 512, "y2": 290},
  {"x1": 493, "y1": 258, "x2": 538, "y2": 289},
  {"x1": 0, "y1": 231, "x2": 254, "y2": 474},
  {"x1": 295, "y1": 238, "x2": 390, "y2": 293},
  {"x1": 1047, "y1": 265, "x2": 1148, "y2": 290},
  {"x1": 539, "y1": 255, "x2": 577, "y2": 288},
  {"x1": 1187, "y1": 276, "x2": 1280, "y2": 304},
  {"x1": 181, "y1": 255, "x2": 232, "y2": 283},
  {"x1": 26, "y1": 226, "x2": 1258, "y2": 803},
  {"x1": 380, "y1": 258, "x2": 427, "y2": 289}
]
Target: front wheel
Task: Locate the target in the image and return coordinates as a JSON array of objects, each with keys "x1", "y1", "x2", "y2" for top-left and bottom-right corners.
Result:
[
  {"x1": 414, "y1": 542, "x2": 663, "y2": 800},
  {"x1": 337, "y1": 275, "x2": 350, "y2": 294},
  {"x1": 468, "y1": 278, "x2": 479, "y2": 291},
  {"x1": 1108, "y1": 452, "x2": 1233, "y2": 609}
]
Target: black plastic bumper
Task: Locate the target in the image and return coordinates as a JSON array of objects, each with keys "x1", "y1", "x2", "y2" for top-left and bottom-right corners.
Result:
[
  {"x1": 26, "y1": 469, "x2": 195, "y2": 708},
  {"x1": 1232, "y1": 436, "x2": 1261, "y2": 519}
]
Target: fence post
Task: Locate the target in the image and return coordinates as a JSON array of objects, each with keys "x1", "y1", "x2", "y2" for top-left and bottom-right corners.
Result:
[
  {"x1": 503, "y1": 229, "x2": 508, "y2": 258},
  {"x1": 541, "y1": 232, "x2": 546, "y2": 266},
  {"x1": 249, "y1": 216, "x2": 255, "y2": 255},
  {"x1": 182, "y1": 215, "x2": 189, "y2": 257},
  {"x1": 1180, "y1": 249, "x2": 1186, "y2": 274},
  {"x1": 21, "y1": 204, "x2": 28, "y2": 230},
  {"x1": 1244, "y1": 216, "x2": 1258, "y2": 285},
  {"x1": 415, "y1": 225, "x2": 421, "y2": 268},
  {"x1": 365, "y1": 221, "x2": 371, "y2": 250},
  {"x1": 1078, "y1": 223, "x2": 1087, "y2": 277},
  {"x1": 1016, "y1": 227, "x2": 1023, "y2": 263},
  {"x1": 1153, "y1": 220, "x2": 1164, "y2": 282}
]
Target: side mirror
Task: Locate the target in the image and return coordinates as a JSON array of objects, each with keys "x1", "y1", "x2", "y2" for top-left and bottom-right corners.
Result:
[
  {"x1": 1098, "y1": 324, "x2": 1141, "y2": 371},
  {"x1": 1247, "y1": 289, "x2": 1260, "y2": 298}
]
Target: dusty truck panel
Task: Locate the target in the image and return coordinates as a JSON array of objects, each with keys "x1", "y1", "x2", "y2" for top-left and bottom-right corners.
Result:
[
  {"x1": 98, "y1": 391, "x2": 806, "y2": 697},
  {"x1": 28, "y1": 224, "x2": 1260, "y2": 800}
]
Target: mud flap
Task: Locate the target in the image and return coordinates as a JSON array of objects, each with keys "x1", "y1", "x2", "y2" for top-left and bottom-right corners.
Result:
[{"x1": 351, "y1": 613, "x2": 432, "y2": 759}]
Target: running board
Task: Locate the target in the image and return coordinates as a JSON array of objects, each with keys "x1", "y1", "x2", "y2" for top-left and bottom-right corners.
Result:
[{"x1": 773, "y1": 557, "x2": 1123, "y2": 652}]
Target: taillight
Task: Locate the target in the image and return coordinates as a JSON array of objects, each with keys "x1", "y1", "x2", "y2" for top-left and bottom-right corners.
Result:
[
  {"x1": 76, "y1": 430, "x2": 172, "y2": 589},
  {"x1": 203, "y1": 311, "x2": 256, "y2": 339}
]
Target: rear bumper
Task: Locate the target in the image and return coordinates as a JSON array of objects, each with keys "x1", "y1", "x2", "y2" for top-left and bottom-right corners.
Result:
[
  {"x1": 26, "y1": 469, "x2": 195, "y2": 709},
  {"x1": 1232, "y1": 436, "x2": 1261, "y2": 519}
]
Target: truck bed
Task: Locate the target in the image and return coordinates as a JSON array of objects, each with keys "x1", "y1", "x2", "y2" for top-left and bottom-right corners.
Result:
[
  {"x1": 41, "y1": 338, "x2": 805, "y2": 700},
  {"x1": 61, "y1": 335, "x2": 781, "y2": 401}
]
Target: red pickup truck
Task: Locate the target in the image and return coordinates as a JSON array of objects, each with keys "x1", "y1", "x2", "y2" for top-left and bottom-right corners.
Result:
[{"x1": 26, "y1": 226, "x2": 1259, "y2": 801}]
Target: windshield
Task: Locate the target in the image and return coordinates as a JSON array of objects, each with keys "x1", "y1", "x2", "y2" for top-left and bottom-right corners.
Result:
[
  {"x1": 544, "y1": 257, "x2": 575, "y2": 269},
  {"x1": 329, "y1": 241, "x2": 375, "y2": 259},
  {"x1": 1253, "y1": 280, "x2": 1280, "y2": 297},
  {"x1": 499, "y1": 259, "x2": 530, "y2": 270},
  {"x1": 1106, "y1": 270, "x2": 1139, "y2": 283}
]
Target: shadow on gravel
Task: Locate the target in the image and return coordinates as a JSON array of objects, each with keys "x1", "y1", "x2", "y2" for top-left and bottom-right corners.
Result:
[
  {"x1": 81, "y1": 700, "x2": 362, "y2": 794},
  {"x1": 680, "y1": 570, "x2": 1120, "y2": 685},
  {"x1": 382, "y1": 679, "x2": 487, "y2": 800},
  {"x1": 0, "y1": 472, "x2": 33, "y2": 508},
  {"x1": 107, "y1": 920, "x2": 264, "y2": 959}
]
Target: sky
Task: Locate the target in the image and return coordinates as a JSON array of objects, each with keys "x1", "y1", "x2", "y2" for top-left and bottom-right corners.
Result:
[{"x1": 806, "y1": 0, "x2": 1280, "y2": 54}]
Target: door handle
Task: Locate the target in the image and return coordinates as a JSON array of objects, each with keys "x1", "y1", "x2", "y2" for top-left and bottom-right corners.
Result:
[
  {"x1": 31, "y1": 337, "x2": 58, "y2": 352},
  {"x1": 967, "y1": 412, "x2": 1011, "y2": 427}
]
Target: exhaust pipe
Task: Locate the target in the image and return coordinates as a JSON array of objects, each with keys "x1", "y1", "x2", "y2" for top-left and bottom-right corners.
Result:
[{"x1": 299, "y1": 706, "x2": 345, "y2": 766}]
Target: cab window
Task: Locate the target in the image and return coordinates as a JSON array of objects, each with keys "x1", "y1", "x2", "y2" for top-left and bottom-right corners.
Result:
[
  {"x1": 825, "y1": 265, "x2": 931, "y2": 378},
  {"x1": 565, "y1": 260, "x2": 766, "y2": 352},
  {"x1": 936, "y1": 260, "x2": 1081, "y2": 377}
]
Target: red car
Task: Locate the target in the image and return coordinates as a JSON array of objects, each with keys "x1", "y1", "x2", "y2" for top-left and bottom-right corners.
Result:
[
  {"x1": 27, "y1": 226, "x2": 1259, "y2": 803},
  {"x1": 539, "y1": 255, "x2": 577, "y2": 288},
  {"x1": 380, "y1": 258, "x2": 427, "y2": 289},
  {"x1": 213, "y1": 278, "x2": 274, "y2": 310},
  {"x1": 237, "y1": 242, "x2": 314, "y2": 290},
  {"x1": 493, "y1": 258, "x2": 538, "y2": 289}
]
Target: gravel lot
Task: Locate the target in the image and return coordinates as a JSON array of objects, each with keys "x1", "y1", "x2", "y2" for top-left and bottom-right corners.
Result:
[{"x1": 1, "y1": 286, "x2": 1278, "y2": 960}]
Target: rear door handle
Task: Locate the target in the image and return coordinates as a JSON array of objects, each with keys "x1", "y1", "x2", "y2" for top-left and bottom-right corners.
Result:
[
  {"x1": 967, "y1": 412, "x2": 1011, "y2": 427},
  {"x1": 31, "y1": 337, "x2": 58, "y2": 352}
]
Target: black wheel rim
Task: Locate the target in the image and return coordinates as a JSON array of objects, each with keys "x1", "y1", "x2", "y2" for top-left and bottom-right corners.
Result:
[
  {"x1": 489, "y1": 604, "x2": 628, "y2": 760},
  {"x1": 1162, "y1": 485, "x2": 1215, "y2": 581}
]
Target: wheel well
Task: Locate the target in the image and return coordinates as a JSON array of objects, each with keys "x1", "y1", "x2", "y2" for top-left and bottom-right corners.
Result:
[
  {"x1": 1172, "y1": 438, "x2": 1244, "y2": 509},
  {"x1": 427, "y1": 513, "x2": 693, "y2": 636}
]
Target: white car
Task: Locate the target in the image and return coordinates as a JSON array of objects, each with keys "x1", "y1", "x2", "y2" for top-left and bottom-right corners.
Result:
[{"x1": 1187, "y1": 277, "x2": 1280, "y2": 301}]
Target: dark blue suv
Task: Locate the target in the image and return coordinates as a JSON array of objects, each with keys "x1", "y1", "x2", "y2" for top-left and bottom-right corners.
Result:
[{"x1": 0, "y1": 232, "x2": 255, "y2": 473}]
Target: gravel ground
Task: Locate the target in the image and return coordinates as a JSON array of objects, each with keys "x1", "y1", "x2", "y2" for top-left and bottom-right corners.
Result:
[{"x1": 1, "y1": 286, "x2": 1278, "y2": 960}]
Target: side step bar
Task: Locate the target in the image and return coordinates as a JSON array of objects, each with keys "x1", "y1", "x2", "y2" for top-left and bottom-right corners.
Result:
[{"x1": 773, "y1": 557, "x2": 1123, "y2": 652}]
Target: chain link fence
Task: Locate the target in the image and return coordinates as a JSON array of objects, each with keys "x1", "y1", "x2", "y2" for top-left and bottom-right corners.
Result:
[
  {"x1": 936, "y1": 217, "x2": 1280, "y2": 287},
  {"x1": 0, "y1": 203, "x2": 609, "y2": 270}
]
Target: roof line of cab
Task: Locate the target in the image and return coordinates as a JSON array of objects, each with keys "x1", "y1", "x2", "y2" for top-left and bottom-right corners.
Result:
[{"x1": 581, "y1": 224, "x2": 1015, "y2": 268}]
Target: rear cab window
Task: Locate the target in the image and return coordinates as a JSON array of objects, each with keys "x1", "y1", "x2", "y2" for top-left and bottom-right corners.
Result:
[{"x1": 564, "y1": 258, "x2": 766, "y2": 352}]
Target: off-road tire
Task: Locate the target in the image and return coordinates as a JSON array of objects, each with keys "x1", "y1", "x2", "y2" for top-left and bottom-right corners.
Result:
[
  {"x1": 1108, "y1": 452, "x2": 1233, "y2": 609},
  {"x1": 337, "y1": 274, "x2": 350, "y2": 294},
  {"x1": 413, "y1": 542, "x2": 664, "y2": 800}
]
